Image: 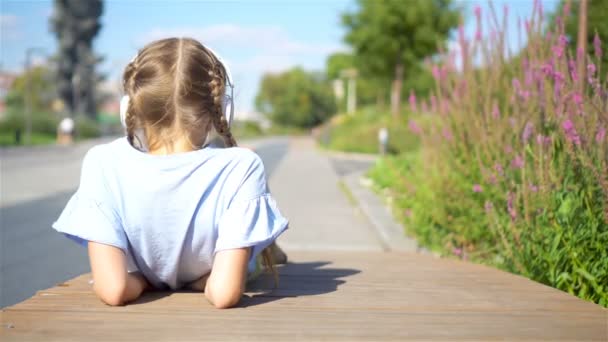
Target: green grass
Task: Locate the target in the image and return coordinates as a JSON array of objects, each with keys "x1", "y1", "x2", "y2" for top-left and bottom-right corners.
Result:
[{"x1": 0, "y1": 131, "x2": 56, "y2": 146}]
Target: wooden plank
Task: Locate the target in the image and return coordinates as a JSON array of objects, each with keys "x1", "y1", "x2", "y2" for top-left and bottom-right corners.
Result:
[{"x1": 1, "y1": 252, "x2": 606, "y2": 341}]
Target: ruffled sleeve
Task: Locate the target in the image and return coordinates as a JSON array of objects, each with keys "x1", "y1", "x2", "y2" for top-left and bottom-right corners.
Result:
[
  {"x1": 51, "y1": 146, "x2": 128, "y2": 253},
  {"x1": 215, "y1": 193, "x2": 289, "y2": 272},
  {"x1": 52, "y1": 191, "x2": 127, "y2": 251}
]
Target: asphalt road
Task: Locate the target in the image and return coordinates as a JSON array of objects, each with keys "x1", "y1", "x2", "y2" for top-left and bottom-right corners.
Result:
[{"x1": 0, "y1": 137, "x2": 289, "y2": 308}]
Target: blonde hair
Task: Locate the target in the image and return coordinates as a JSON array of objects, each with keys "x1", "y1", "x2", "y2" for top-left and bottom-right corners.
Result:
[{"x1": 122, "y1": 37, "x2": 277, "y2": 282}]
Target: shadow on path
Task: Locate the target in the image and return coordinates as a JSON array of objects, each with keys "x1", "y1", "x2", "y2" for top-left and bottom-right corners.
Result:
[{"x1": 128, "y1": 261, "x2": 361, "y2": 308}]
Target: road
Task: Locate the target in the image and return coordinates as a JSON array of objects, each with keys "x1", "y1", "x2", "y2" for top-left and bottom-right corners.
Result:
[{"x1": 0, "y1": 136, "x2": 290, "y2": 308}]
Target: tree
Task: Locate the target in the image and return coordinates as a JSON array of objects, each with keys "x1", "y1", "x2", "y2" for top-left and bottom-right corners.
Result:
[
  {"x1": 255, "y1": 68, "x2": 336, "y2": 128},
  {"x1": 5, "y1": 66, "x2": 56, "y2": 112},
  {"x1": 342, "y1": 0, "x2": 460, "y2": 117},
  {"x1": 50, "y1": 0, "x2": 104, "y2": 119}
]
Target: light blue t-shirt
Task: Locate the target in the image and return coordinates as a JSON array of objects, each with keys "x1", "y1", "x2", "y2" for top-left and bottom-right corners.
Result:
[{"x1": 52, "y1": 137, "x2": 289, "y2": 290}]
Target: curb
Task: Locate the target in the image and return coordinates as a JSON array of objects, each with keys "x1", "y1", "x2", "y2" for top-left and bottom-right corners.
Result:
[{"x1": 342, "y1": 170, "x2": 427, "y2": 254}]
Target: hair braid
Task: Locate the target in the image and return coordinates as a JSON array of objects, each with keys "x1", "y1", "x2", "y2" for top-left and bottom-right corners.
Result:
[
  {"x1": 208, "y1": 65, "x2": 237, "y2": 147},
  {"x1": 123, "y1": 60, "x2": 143, "y2": 148}
]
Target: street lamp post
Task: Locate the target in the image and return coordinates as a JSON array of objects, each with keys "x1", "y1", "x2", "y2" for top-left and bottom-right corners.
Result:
[
  {"x1": 340, "y1": 68, "x2": 358, "y2": 115},
  {"x1": 23, "y1": 47, "x2": 46, "y2": 145}
]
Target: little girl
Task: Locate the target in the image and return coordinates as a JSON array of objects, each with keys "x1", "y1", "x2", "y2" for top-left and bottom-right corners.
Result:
[{"x1": 52, "y1": 37, "x2": 289, "y2": 309}]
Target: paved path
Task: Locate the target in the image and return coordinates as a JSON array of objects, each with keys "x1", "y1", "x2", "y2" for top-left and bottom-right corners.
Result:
[{"x1": 271, "y1": 138, "x2": 383, "y2": 252}]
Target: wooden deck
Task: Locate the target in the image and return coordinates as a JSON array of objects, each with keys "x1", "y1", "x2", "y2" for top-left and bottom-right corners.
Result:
[{"x1": 1, "y1": 251, "x2": 606, "y2": 341}]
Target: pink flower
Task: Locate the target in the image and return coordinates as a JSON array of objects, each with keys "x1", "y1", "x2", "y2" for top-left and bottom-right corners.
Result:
[
  {"x1": 568, "y1": 59, "x2": 578, "y2": 81},
  {"x1": 588, "y1": 63, "x2": 596, "y2": 75},
  {"x1": 474, "y1": 5, "x2": 481, "y2": 17},
  {"x1": 472, "y1": 184, "x2": 483, "y2": 193},
  {"x1": 442, "y1": 127, "x2": 453, "y2": 141},
  {"x1": 452, "y1": 247, "x2": 462, "y2": 256},
  {"x1": 492, "y1": 102, "x2": 500, "y2": 118},
  {"x1": 522, "y1": 122, "x2": 534, "y2": 143},
  {"x1": 562, "y1": 119, "x2": 581, "y2": 145},
  {"x1": 504, "y1": 145, "x2": 513, "y2": 154},
  {"x1": 563, "y1": 2, "x2": 570, "y2": 16},
  {"x1": 536, "y1": 134, "x2": 545, "y2": 145},
  {"x1": 552, "y1": 71, "x2": 565, "y2": 83},
  {"x1": 572, "y1": 93, "x2": 583, "y2": 106},
  {"x1": 596, "y1": 127, "x2": 606, "y2": 143},
  {"x1": 511, "y1": 155, "x2": 524, "y2": 169},
  {"x1": 432, "y1": 65, "x2": 441, "y2": 81},
  {"x1": 474, "y1": 6, "x2": 482, "y2": 41},
  {"x1": 408, "y1": 120, "x2": 422, "y2": 135},
  {"x1": 541, "y1": 62, "x2": 553, "y2": 76},
  {"x1": 529, "y1": 183, "x2": 539, "y2": 192},
  {"x1": 487, "y1": 174, "x2": 497, "y2": 185},
  {"x1": 552, "y1": 45, "x2": 564, "y2": 58},
  {"x1": 409, "y1": 90, "x2": 417, "y2": 113},
  {"x1": 594, "y1": 32, "x2": 602, "y2": 59},
  {"x1": 494, "y1": 163, "x2": 504, "y2": 176},
  {"x1": 507, "y1": 192, "x2": 517, "y2": 221}
]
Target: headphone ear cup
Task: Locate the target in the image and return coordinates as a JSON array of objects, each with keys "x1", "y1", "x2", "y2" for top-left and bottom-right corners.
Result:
[
  {"x1": 119, "y1": 95, "x2": 130, "y2": 129},
  {"x1": 223, "y1": 94, "x2": 234, "y2": 127}
]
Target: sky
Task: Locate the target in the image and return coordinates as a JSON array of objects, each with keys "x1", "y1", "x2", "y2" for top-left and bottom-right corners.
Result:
[{"x1": 1, "y1": 0, "x2": 560, "y2": 115}]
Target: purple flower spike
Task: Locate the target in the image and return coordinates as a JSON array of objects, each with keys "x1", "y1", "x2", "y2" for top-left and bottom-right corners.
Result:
[
  {"x1": 409, "y1": 90, "x2": 417, "y2": 113},
  {"x1": 442, "y1": 127, "x2": 453, "y2": 141},
  {"x1": 474, "y1": 5, "x2": 481, "y2": 18},
  {"x1": 588, "y1": 63, "x2": 596, "y2": 75},
  {"x1": 408, "y1": 120, "x2": 422, "y2": 135},
  {"x1": 472, "y1": 184, "x2": 483, "y2": 193},
  {"x1": 596, "y1": 127, "x2": 606, "y2": 143},
  {"x1": 572, "y1": 93, "x2": 583, "y2": 106},
  {"x1": 511, "y1": 155, "x2": 525, "y2": 169},
  {"x1": 507, "y1": 192, "x2": 517, "y2": 221},
  {"x1": 594, "y1": 32, "x2": 602, "y2": 59},
  {"x1": 562, "y1": 119, "x2": 581, "y2": 145},
  {"x1": 522, "y1": 122, "x2": 534, "y2": 143},
  {"x1": 541, "y1": 62, "x2": 553, "y2": 76},
  {"x1": 432, "y1": 65, "x2": 441, "y2": 81},
  {"x1": 494, "y1": 163, "x2": 504, "y2": 176},
  {"x1": 529, "y1": 183, "x2": 539, "y2": 193},
  {"x1": 492, "y1": 102, "x2": 500, "y2": 119}
]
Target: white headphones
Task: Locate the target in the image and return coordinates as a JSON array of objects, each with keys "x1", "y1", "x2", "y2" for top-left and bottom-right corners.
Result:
[{"x1": 119, "y1": 43, "x2": 235, "y2": 131}]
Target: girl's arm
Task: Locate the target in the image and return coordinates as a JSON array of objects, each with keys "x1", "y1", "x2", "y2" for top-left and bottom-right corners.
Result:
[
  {"x1": 88, "y1": 241, "x2": 149, "y2": 306},
  {"x1": 204, "y1": 247, "x2": 250, "y2": 309}
]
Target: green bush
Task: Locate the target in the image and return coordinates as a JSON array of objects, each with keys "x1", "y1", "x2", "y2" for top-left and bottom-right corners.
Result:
[
  {"x1": 74, "y1": 116, "x2": 101, "y2": 139},
  {"x1": 319, "y1": 107, "x2": 432, "y2": 155},
  {"x1": 0, "y1": 110, "x2": 60, "y2": 136}
]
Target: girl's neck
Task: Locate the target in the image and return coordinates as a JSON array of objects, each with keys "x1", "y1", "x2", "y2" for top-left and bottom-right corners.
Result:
[{"x1": 147, "y1": 137, "x2": 196, "y2": 155}]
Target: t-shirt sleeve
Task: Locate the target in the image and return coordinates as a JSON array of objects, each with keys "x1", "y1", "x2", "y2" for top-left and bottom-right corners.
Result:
[
  {"x1": 52, "y1": 147, "x2": 128, "y2": 252},
  {"x1": 214, "y1": 151, "x2": 289, "y2": 271}
]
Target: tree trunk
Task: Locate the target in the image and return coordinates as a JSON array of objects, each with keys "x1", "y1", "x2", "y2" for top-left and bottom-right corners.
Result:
[{"x1": 390, "y1": 61, "x2": 404, "y2": 118}]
